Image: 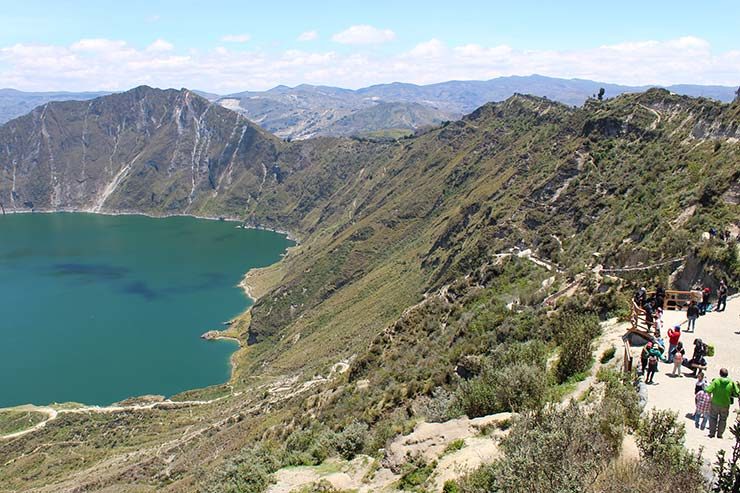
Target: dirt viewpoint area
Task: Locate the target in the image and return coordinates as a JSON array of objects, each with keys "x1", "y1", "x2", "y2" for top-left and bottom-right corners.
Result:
[{"x1": 640, "y1": 295, "x2": 740, "y2": 461}]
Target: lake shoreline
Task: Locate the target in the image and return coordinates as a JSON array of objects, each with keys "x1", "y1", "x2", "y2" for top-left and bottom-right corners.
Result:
[
  {"x1": 0, "y1": 209, "x2": 296, "y2": 412},
  {"x1": 0, "y1": 208, "x2": 300, "y2": 243}
]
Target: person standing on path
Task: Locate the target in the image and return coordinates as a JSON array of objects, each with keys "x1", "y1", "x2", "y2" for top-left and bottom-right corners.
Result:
[
  {"x1": 716, "y1": 280, "x2": 728, "y2": 312},
  {"x1": 700, "y1": 287, "x2": 711, "y2": 315},
  {"x1": 695, "y1": 370, "x2": 708, "y2": 393},
  {"x1": 686, "y1": 301, "x2": 699, "y2": 332},
  {"x1": 695, "y1": 388, "x2": 711, "y2": 430},
  {"x1": 671, "y1": 348, "x2": 684, "y2": 377},
  {"x1": 645, "y1": 345, "x2": 666, "y2": 384},
  {"x1": 667, "y1": 325, "x2": 681, "y2": 362},
  {"x1": 706, "y1": 368, "x2": 740, "y2": 439}
]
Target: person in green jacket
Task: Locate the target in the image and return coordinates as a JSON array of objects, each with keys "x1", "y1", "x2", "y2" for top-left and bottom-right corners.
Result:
[{"x1": 706, "y1": 368, "x2": 740, "y2": 439}]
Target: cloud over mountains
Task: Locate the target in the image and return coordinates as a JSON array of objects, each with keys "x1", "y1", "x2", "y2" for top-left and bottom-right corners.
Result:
[{"x1": 0, "y1": 34, "x2": 737, "y2": 92}]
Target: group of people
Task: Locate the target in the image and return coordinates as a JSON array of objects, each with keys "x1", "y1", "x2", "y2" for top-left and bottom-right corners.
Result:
[
  {"x1": 694, "y1": 368, "x2": 739, "y2": 439},
  {"x1": 639, "y1": 331, "x2": 708, "y2": 384},
  {"x1": 633, "y1": 280, "x2": 729, "y2": 335},
  {"x1": 635, "y1": 279, "x2": 736, "y2": 440}
]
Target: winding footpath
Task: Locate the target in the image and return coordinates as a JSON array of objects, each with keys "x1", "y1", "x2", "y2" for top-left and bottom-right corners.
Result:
[{"x1": 0, "y1": 396, "x2": 228, "y2": 441}]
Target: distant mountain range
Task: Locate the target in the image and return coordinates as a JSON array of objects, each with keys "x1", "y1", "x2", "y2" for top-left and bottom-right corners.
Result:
[
  {"x1": 1, "y1": 75, "x2": 737, "y2": 139},
  {"x1": 0, "y1": 88, "x2": 110, "y2": 126}
]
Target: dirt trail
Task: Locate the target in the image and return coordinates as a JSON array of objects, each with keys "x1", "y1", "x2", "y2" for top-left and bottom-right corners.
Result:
[
  {"x1": 637, "y1": 295, "x2": 740, "y2": 462},
  {"x1": 0, "y1": 396, "x2": 226, "y2": 441}
]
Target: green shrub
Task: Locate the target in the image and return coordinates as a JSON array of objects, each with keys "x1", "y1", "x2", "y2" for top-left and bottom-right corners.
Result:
[
  {"x1": 457, "y1": 403, "x2": 620, "y2": 493},
  {"x1": 597, "y1": 368, "x2": 641, "y2": 429},
  {"x1": 595, "y1": 408, "x2": 705, "y2": 492},
  {"x1": 334, "y1": 421, "x2": 368, "y2": 460},
  {"x1": 455, "y1": 362, "x2": 548, "y2": 417},
  {"x1": 201, "y1": 444, "x2": 280, "y2": 493},
  {"x1": 713, "y1": 418, "x2": 740, "y2": 492},
  {"x1": 600, "y1": 345, "x2": 616, "y2": 364},
  {"x1": 554, "y1": 312, "x2": 600, "y2": 384},
  {"x1": 443, "y1": 439, "x2": 465, "y2": 455},
  {"x1": 398, "y1": 454, "x2": 436, "y2": 491},
  {"x1": 283, "y1": 425, "x2": 337, "y2": 466},
  {"x1": 443, "y1": 480, "x2": 461, "y2": 493},
  {"x1": 636, "y1": 409, "x2": 698, "y2": 467}
]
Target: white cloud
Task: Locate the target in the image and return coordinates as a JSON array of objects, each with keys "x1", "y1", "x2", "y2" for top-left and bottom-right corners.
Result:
[
  {"x1": 220, "y1": 34, "x2": 251, "y2": 43},
  {"x1": 0, "y1": 36, "x2": 738, "y2": 94},
  {"x1": 331, "y1": 25, "x2": 395, "y2": 45},
  {"x1": 298, "y1": 30, "x2": 318, "y2": 42},
  {"x1": 146, "y1": 39, "x2": 174, "y2": 52},
  {"x1": 71, "y1": 38, "x2": 127, "y2": 52},
  {"x1": 407, "y1": 39, "x2": 446, "y2": 58}
]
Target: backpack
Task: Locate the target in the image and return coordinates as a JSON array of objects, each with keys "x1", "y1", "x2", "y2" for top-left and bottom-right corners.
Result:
[{"x1": 706, "y1": 344, "x2": 715, "y2": 357}]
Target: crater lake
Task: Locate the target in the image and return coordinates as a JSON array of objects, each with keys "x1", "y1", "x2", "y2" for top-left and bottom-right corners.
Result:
[{"x1": 0, "y1": 212, "x2": 293, "y2": 407}]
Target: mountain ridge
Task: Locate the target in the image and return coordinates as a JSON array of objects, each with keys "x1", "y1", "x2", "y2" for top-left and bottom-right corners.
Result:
[{"x1": 3, "y1": 75, "x2": 735, "y2": 140}]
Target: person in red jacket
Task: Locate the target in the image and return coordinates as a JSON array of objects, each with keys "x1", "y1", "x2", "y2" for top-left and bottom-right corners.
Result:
[{"x1": 667, "y1": 325, "x2": 681, "y2": 363}]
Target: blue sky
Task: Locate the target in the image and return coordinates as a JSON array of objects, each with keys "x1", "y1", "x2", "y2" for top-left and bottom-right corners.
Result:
[{"x1": 1, "y1": 0, "x2": 738, "y2": 92}]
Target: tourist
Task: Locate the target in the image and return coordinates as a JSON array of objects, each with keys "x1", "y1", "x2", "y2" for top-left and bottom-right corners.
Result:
[
  {"x1": 634, "y1": 287, "x2": 646, "y2": 307},
  {"x1": 644, "y1": 301, "x2": 655, "y2": 331},
  {"x1": 706, "y1": 368, "x2": 740, "y2": 439},
  {"x1": 716, "y1": 280, "x2": 728, "y2": 312},
  {"x1": 686, "y1": 354, "x2": 708, "y2": 378},
  {"x1": 654, "y1": 307, "x2": 664, "y2": 336},
  {"x1": 645, "y1": 352, "x2": 659, "y2": 384},
  {"x1": 700, "y1": 287, "x2": 711, "y2": 315},
  {"x1": 655, "y1": 283, "x2": 666, "y2": 310},
  {"x1": 645, "y1": 344, "x2": 665, "y2": 384},
  {"x1": 695, "y1": 370, "x2": 708, "y2": 393},
  {"x1": 687, "y1": 301, "x2": 699, "y2": 332},
  {"x1": 685, "y1": 340, "x2": 708, "y2": 378},
  {"x1": 669, "y1": 342, "x2": 686, "y2": 377},
  {"x1": 667, "y1": 325, "x2": 681, "y2": 362},
  {"x1": 695, "y1": 388, "x2": 711, "y2": 429},
  {"x1": 692, "y1": 338, "x2": 707, "y2": 361}
]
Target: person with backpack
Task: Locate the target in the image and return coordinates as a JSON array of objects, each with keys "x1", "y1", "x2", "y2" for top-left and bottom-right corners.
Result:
[
  {"x1": 692, "y1": 338, "x2": 707, "y2": 360},
  {"x1": 716, "y1": 280, "x2": 728, "y2": 312},
  {"x1": 686, "y1": 301, "x2": 699, "y2": 332},
  {"x1": 645, "y1": 344, "x2": 666, "y2": 384},
  {"x1": 706, "y1": 368, "x2": 740, "y2": 439}
]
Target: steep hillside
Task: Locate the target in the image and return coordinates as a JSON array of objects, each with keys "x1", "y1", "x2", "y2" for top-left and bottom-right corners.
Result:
[
  {"x1": 0, "y1": 88, "x2": 738, "y2": 492},
  {"x1": 0, "y1": 86, "x2": 284, "y2": 215}
]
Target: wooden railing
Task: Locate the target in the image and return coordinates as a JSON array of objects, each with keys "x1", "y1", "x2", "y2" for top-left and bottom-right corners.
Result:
[
  {"x1": 629, "y1": 300, "x2": 653, "y2": 338},
  {"x1": 663, "y1": 290, "x2": 702, "y2": 311},
  {"x1": 622, "y1": 338, "x2": 633, "y2": 373},
  {"x1": 628, "y1": 289, "x2": 702, "y2": 339}
]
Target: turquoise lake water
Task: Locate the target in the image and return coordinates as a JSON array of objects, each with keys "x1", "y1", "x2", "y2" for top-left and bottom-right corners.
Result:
[{"x1": 0, "y1": 213, "x2": 293, "y2": 407}]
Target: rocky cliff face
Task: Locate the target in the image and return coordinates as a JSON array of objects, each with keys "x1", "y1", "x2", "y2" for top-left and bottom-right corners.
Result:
[{"x1": 0, "y1": 86, "x2": 279, "y2": 215}]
